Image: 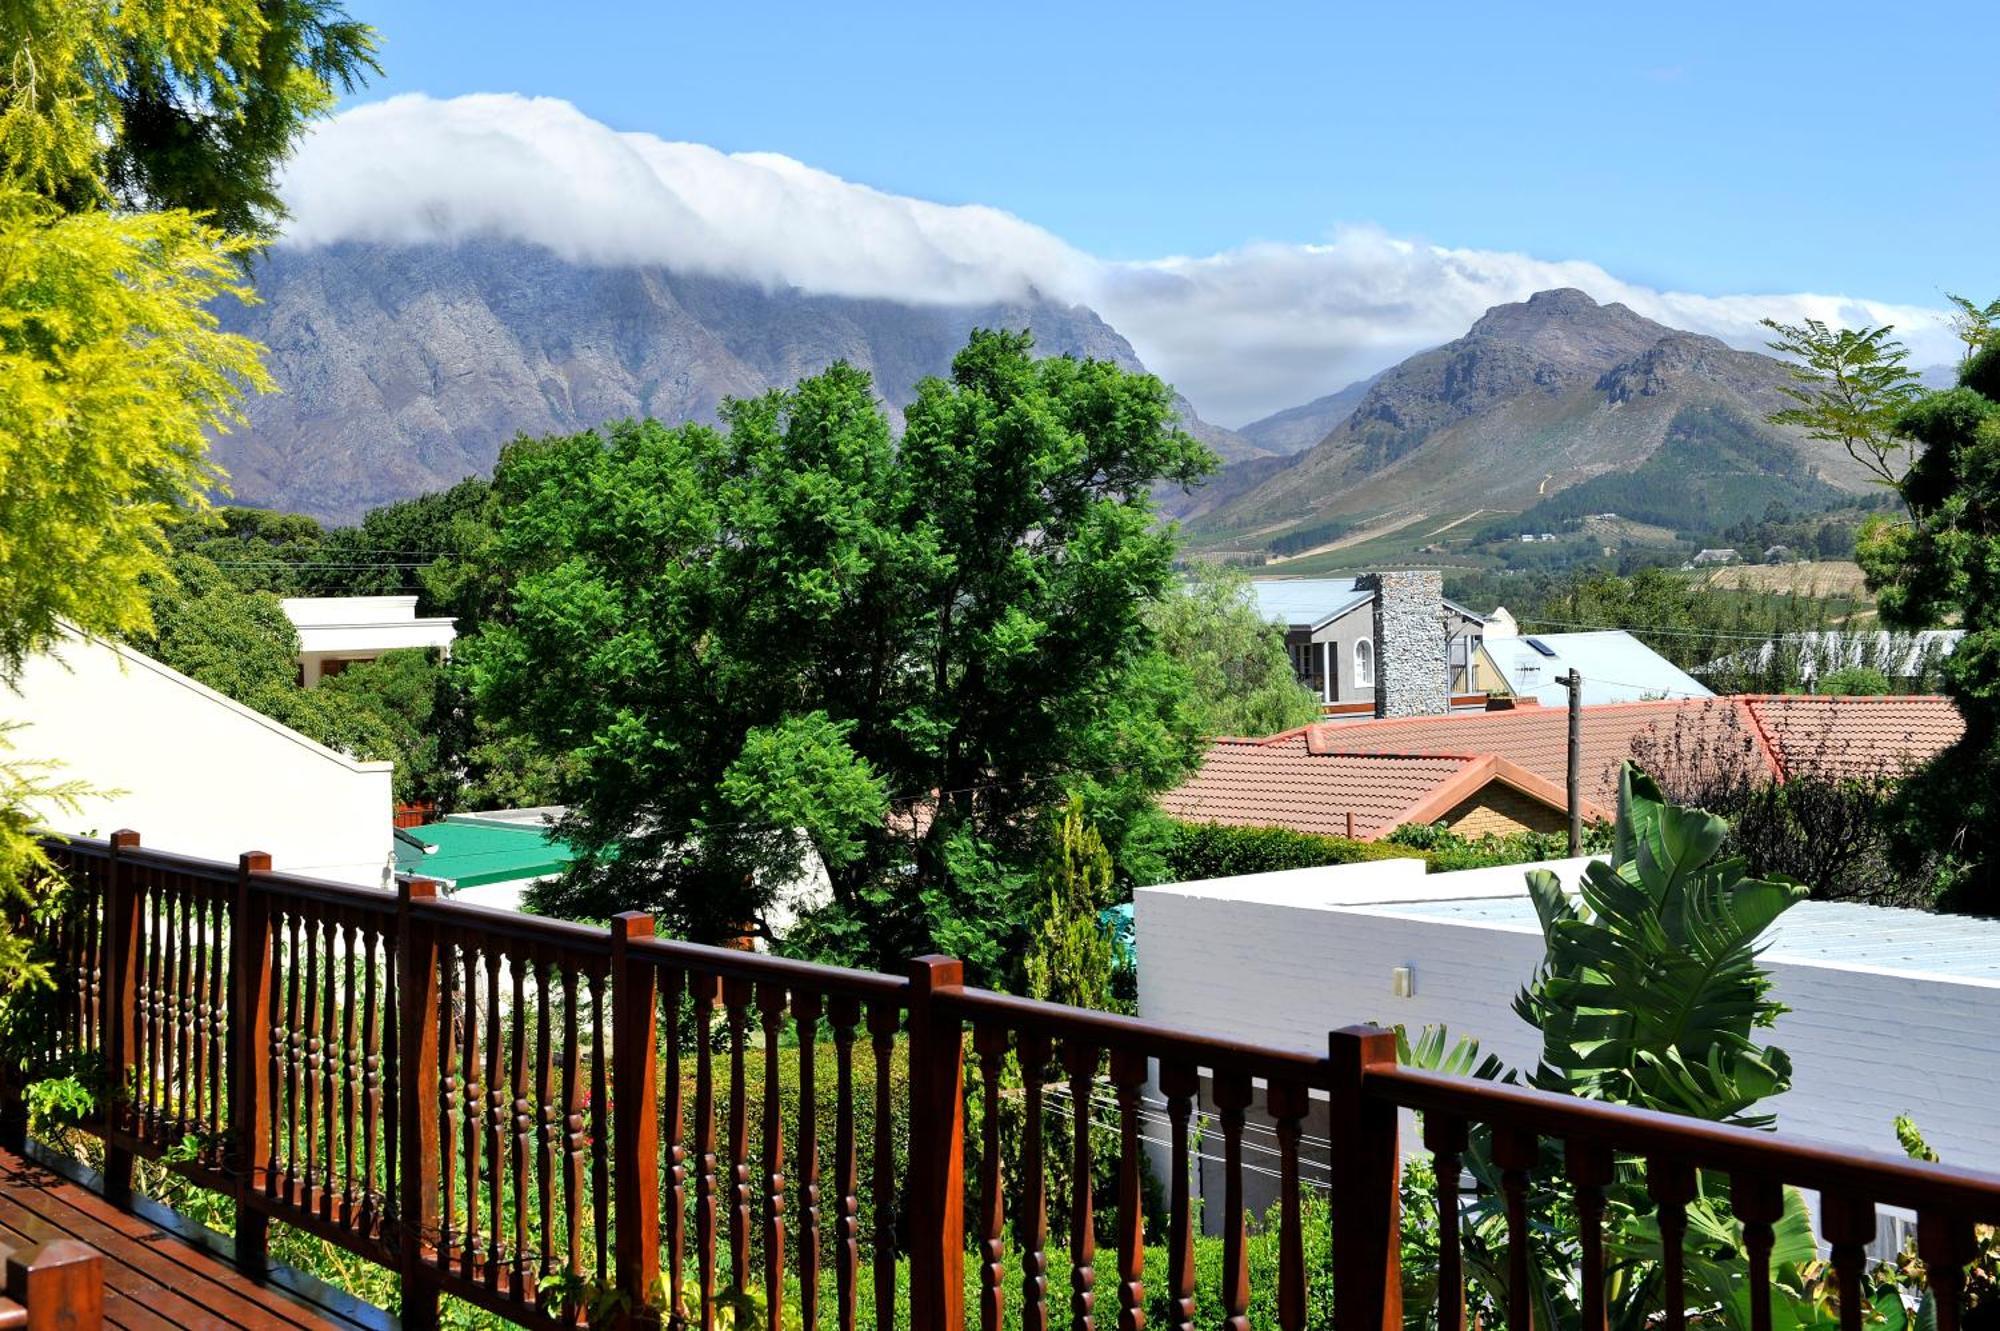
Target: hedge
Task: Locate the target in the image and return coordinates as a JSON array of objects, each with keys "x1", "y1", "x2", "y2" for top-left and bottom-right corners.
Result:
[{"x1": 1163, "y1": 820, "x2": 1425, "y2": 881}]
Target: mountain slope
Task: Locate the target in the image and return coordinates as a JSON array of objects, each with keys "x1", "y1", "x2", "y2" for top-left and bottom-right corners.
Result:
[
  {"x1": 218, "y1": 239, "x2": 1259, "y2": 523},
  {"x1": 1234, "y1": 373, "x2": 1378, "y2": 454},
  {"x1": 1189, "y1": 288, "x2": 1870, "y2": 543}
]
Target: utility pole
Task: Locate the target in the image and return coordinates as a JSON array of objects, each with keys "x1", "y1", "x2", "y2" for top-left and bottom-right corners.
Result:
[{"x1": 1565, "y1": 668, "x2": 1583, "y2": 855}]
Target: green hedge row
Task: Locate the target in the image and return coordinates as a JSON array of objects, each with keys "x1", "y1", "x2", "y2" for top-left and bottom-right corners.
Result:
[{"x1": 1163, "y1": 820, "x2": 1424, "y2": 881}]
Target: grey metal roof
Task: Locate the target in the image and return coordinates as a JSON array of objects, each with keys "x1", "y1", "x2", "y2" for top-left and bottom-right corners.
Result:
[
  {"x1": 1487, "y1": 631, "x2": 1713, "y2": 706},
  {"x1": 1248, "y1": 578, "x2": 1371, "y2": 629},
  {"x1": 1363, "y1": 895, "x2": 2000, "y2": 980}
]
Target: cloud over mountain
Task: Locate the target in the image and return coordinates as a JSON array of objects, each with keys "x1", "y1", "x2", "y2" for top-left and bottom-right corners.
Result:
[{"x1": 277, "y1": 93, "x2": 1960, "y2": 426}]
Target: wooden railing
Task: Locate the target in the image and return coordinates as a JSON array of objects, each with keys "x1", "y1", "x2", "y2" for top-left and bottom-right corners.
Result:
[{"x1": 14, "y1": 830, "x2": 2000, "y2": 1331}]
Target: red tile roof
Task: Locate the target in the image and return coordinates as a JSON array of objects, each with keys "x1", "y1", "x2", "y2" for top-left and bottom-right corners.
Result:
[
  {"x1": 1300, "y1": 695, "x2": 1961, "y2": 808},
  {"x1": 1159, "y1": 731, "x2": 1604, "y2": 840}
]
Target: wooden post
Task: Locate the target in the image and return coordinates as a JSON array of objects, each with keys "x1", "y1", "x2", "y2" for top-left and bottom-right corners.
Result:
[
  {"x1": 1329, "y1": 1026, "x2": 1401, "y2": 1331},
  {"x1": 4, "y1": 1239, "x2": 105, "y2": 1330},
  {"x1": 906, "y1": 956, "x2": 966, "y2": 1331},
  {"x1": 397, "y1": 879, "x2": 444, "y2": 1331},
  {"x1": 1565, "y1": 668, "x2": 1584, "y2": 855},
  {"x1": 230, "y1": 851, "x2": 274, "y2": 1274},
  {"x1": 610, "y1": 912, "x2": 661, "y2": 1327},
  {"x1": 101, "y1": 830, "x2": 141, "y2": 1206}
]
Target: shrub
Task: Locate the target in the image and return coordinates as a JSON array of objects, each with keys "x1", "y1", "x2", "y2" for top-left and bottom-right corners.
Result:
[{"x1": 1162, "y1": 820, "x2": 1422, "y2": 881}]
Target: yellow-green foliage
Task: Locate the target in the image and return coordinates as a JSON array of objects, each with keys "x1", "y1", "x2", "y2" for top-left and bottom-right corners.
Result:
[{"x1": 0, "y1": 191, "x2": 270, "y2": 674}]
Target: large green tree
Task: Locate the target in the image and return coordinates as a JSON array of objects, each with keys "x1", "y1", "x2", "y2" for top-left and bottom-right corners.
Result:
[
  {"x1": 1855, "y1": 334, "x2": 2000, "y2": 906},
  {"x1": 468, "y1": 332, "x2": 1213, "y2": 961}
]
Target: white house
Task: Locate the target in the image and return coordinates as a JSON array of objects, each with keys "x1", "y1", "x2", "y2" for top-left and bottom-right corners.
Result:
[
  {"x1": 1480, "y1": 619, "x2": 1713, "y2": 706},
  {"x1": 1137, "y1": 855, "x2": 2000, "y2": 1197},
  {"x1": 280, "y1": 596, "x2": 457, "y2": 687},
  {"x1": 6, "y1": 627, "x2": 395, "y2": 887}
]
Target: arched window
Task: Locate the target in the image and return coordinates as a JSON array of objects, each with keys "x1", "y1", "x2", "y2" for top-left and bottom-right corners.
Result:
[{"x1": 1354, "y1": 638, "x2": 1374, "y2": 688}]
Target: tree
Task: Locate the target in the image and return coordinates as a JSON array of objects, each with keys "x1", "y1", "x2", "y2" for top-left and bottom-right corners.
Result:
[
  {"x1": 1947, "y1": 294, "x2": 2000, "y2": 365},
  {"x1": 0, "y1": 1, "x2": 375, "y2": 996},
  {"x1": 1854, "y1": 333, "x2": 2000, "y2": 907},
  {"x1": 471, "y1": 332, "x2": 1214, "y2": 960},
  {"x1": 1761, "y1": 317, "x2": 1922, "y2": 486},
  {"x1": 1148, "y1": 562, "x2": 1322, "y2": 737},
  {"x1": 1023, "y1": 798, "x2": 1120, "y2": 1010}
]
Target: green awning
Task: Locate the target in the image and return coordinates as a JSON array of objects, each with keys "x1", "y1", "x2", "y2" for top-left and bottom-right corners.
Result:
[{"x1": 393, "y1": 819, "x2": 574, "y2": 889}]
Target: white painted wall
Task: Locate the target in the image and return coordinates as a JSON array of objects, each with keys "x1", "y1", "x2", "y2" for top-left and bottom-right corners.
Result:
[
  {"x1": 5, "y1": 628, "x2": 394, "y2": 887},
  {"x1": 280, "y1": 596, "x2": 456, "y2": 686},
  {"x1": 1137, "y1": 858, "x2": 2000, "y2": 1173}
]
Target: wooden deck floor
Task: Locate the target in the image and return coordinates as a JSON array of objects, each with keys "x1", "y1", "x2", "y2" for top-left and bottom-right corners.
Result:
[{"x1": 0, "y1": 1143, "x2": 385, "y2": 1331}]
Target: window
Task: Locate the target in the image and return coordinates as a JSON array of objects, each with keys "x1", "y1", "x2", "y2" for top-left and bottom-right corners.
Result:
[{"x1": 1354, "y1": 638, "x2": 1373, "y2": 688}]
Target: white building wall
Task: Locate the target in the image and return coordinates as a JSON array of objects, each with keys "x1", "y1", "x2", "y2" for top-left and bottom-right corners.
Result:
[
  {"x1": 5, "y1": 629, "x2": 394, "y2": 887},
  {"x1": 1136, "y1": 860, "x2": 2000, "y2": 1173}
]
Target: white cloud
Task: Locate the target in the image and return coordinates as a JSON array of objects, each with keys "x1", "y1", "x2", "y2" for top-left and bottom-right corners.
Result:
[{"x1": 278, "y1": 93, "x2": 1962, "y2": 428}]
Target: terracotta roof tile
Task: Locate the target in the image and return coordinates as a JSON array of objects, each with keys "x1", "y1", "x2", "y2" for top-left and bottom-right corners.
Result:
[
  {"x1": 1159, "y1": 737, "x2": 1600, "y2": 841},
  {"x1": 1741, "y1": 694, "x2": 1964, "y2": 779}
]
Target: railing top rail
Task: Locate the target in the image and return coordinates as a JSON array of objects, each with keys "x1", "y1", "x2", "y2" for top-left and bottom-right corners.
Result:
[
  {"x1": 248, "y1": 868, "x2": 400, "y2": 914},
  {"x1": 1372, "y1": 1062, "x2": 2000, "y2": 1221},
  {"x1": 941, "y1": 986, "x2": 1330, "y2": 1084},
  {"x1": 630, "y1": 935, "x2": 910, "y2": 1003},
  {"x1": 50, "y1": 834, "x2": 237, "y2": 886}
]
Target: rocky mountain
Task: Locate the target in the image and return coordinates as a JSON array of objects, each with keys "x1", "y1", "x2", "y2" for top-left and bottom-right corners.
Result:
[
  {"x1": 1189, "y1": 289, "x2": 1870, "y2": 543},
  {"x1": 216, "y1": 239, "x2": 1259, "y2": 523},
  {"x1": 1234, "y1": 373, "x2": 1378, "y2": 455}
]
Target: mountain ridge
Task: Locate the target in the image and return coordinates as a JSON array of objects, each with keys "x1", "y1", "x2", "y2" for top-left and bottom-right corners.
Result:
[
  {"x1": 216, "y1": 239, "x2": 1263, "y2": 523},
  {"x1": 1188, "y1": 288, "x2": 1870, "y2": 542}
]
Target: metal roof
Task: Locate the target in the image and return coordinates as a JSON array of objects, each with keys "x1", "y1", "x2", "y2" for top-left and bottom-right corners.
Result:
[
  {"x1": 1487, "y1": 630, "x2": 1713, "y2": 706},
  {"x1": 1247, "y1": 578, "x2": 1372, "y2": 629},
  {"x1": 1362, "y1": 895, "x2": 2000, "y2": 981}
]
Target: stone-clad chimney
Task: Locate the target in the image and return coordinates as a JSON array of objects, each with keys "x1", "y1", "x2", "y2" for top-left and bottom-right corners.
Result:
[{"x1": 1360, "y1": 570, "x2": 1449, "y2": 718}]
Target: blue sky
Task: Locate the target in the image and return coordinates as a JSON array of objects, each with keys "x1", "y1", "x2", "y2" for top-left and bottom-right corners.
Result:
[{"x1": 351, "y1": 0, "x2": 1995, "y2": 308}]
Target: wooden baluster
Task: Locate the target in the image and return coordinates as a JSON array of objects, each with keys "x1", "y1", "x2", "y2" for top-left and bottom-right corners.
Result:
[
  {"x1": 537, "y1": 953, "x2": 558, "y2": 1286},
  {"x1": 147, "y1": 872, "x2": 166, "y2": 1141},
  {"x1": 1822, "y1": 1196, "x2": 1875, "y2": 1331},
  {"x1": 1494, "y1": 1127, "x2": 1537, "y2": 1331},
  {"x1": 396, "y1": 878, "x2": 444, "y2": 1331},
  {"x1": 1919, "y1": 1212, "x2": 1969, "y2": 1331},
  {"x1": 305, "y1": 911, "x2": 326, "y2": 1199},
  {"x1": 1213, "y1": 1071, "x2": 1253, "y2": 1331},
  {"x1": 794, "y1": 990, "x2": 823, "y2": 1331},
  {"x1": 663, "y1": 969, "x2": 687, "y2": 1323},
  {"x1": 723, "y1": 978, "x2": 753, "y2": 1296},
  {"x1": 1567, "y1": 1139, "x2": 1613, "y2": 1331},
  {"x1": 610, "y1": 915, "x2": 661, "y2": 1323},
  {"x1": 361, "y1": 926, "x2": 383, "y2": 1236},
  {"x1": 1268, "y1": 1077, "x2": 1308, "y2": 1331},
  {"x1": 383, "y1": 929, "x2": 400, "y2": 1234},
  {"x1": 343, "y1": 913, "x2": 362, "y2": 1227},
  {"x1": 1018, "y1": 1030, "x2": 1052, "y2": 1331},
  {"x1": 1735, "y1": 1176, "x2": 1784, "y2": 1331},
  {"x1": 175, "y1": 879, "x2": 192, "y2": 1133},
  {"x1": 1423, "y1": 1115, "x2": 1468, "y2": 1331},
  {"x1": 461, "y1": 939, "x2": 483, "y2": 1282},
  {"x1": 101, "y1": 831, "x2": 140, "y2": 1205},
  {"x1": 694, "y1": 975, "x2": 721, "y2": 1331},
  {"x1": 511, "y1": 941, "x2": 533, "y2": 1300},
  {"x1": 591, "y1": 963, "x2": 611, "y2": 1289},
  {"x1": 759, "y1": 983, "x2": 788, "y2": 1331},
  {"x1": 206, "y1": 891, "x2": 226, "y2": 1168},
  {"x1": 907, "y1": 958, "x2": 966, "y2": 1331},
  {"x1": 1328, "y1": 1027, "x2": 1402, "y2": 1331},
  {"x1": 1158, "y1": 1063, "x2": 1197, "y2": 1331},
  {"x1": 189, "y1": 889, "x2": 206, "y2": 1158},
  {"x1": 321, "y1": 909, "x2": 339, "y2": 1222},
  {"x1": 438, "y1": 940, "x2": 461, "y2": 1265},
  {"x1": 829, "y1": 996, "x2": 861, "y2": 1331},
  {"x1": 1063, "y1": 1039, "x2": 1099, "y2": 1331},
  {"x1": 867, "y1": 1000, "x2": 899, "y2": 1331},
  {"x1": 974, "y1": 1024, "x2": 1009, "y2": 1331},
  {"x1": 1646, "y1": 1158, "x2": 1694, "y2": 1331},
  {"x1": 269, "y1": 905, "x2": 291, "y2": 1203},
  {"x1": 231, "y1": 851, "x2": 274, "y2": 1274},
  {"x1": 1111, "y1": 1050, "x2": 1150, "y2": 1331},
  {"x1": 485, "y1": 947, "x2": 506, "y2": 1288},
  {"x1": 562, "y1": 964, "x2": 586, "y2": 1287}
]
